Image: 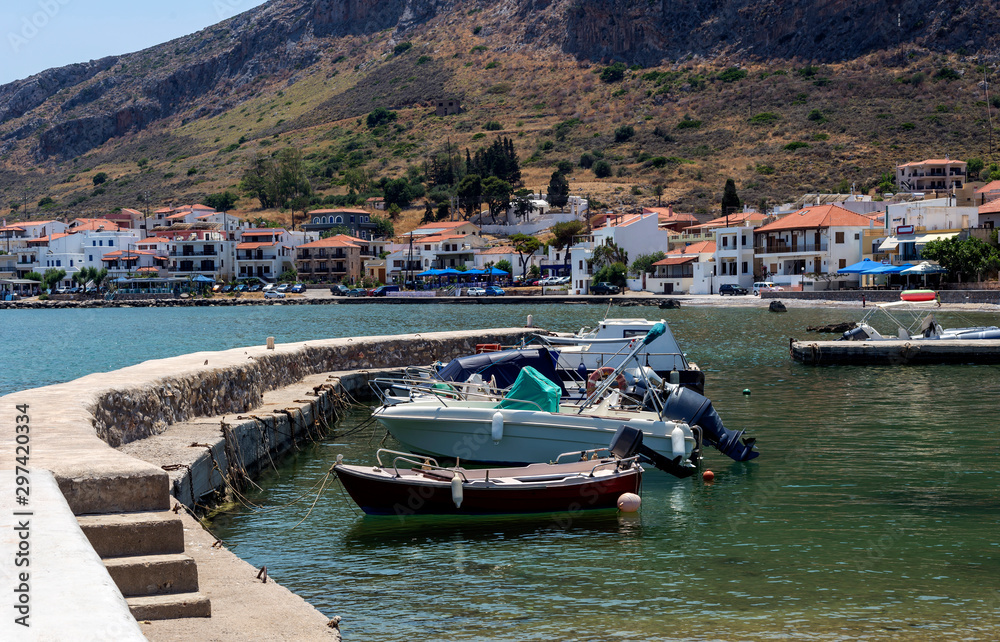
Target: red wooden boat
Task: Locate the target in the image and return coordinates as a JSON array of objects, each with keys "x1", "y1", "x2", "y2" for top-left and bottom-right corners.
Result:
[
  {"x1": 334, "y1": 448, "x2": 643, "y2": 516},
  {"x1": 900, "y1": 289, "x2": 937, "y2": 302}
]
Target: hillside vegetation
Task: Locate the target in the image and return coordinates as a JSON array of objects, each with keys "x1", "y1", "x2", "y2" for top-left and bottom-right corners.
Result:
[{"x1": 1, "y1": 0, "x2": 999, "y2": 228}]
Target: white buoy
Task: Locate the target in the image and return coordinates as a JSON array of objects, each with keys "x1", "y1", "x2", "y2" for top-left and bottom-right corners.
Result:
[
  {"x1": 617, "y1": 492, "x2": 641, "y2": 512},
  {"x1": 526, "y1": 314, "x2": 534, "y2": 328},
  {"x1": 670, "y1": 425, "x2": 685, "y2": 460},
  {"x1": 451, "y1": 473, "x2": 464, "y2": 509},
  {"x1": 491, "y1": 411, "x2": 504, "y2": 443}
]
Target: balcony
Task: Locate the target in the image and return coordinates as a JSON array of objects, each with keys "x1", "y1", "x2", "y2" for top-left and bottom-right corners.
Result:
[
  {"x1": 754, "y1": 242, "x2": 828, "y2": 254},
  {"x1": 238, "y1": 254, "x2": 278, "y2": 261},
  {"x1": 169, "y1": 250, "x2": 218, "y2": 257}
]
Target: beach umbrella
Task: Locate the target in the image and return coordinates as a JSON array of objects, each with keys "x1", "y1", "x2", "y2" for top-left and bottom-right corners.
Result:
[
  {"x1": 901, "y1": 261, "x2": 947, "y2": 274},
  {"x1": 437, "y1": 268, "x2": 462, "y2": 275},
  {"x1": 837, "y1": 258, "x2": 877, "y2": 274},
  {"x1": 416, "y1": 268, "x2": 441, "y2": 277},
  {"x1": 463, "y1": 268, "x2": 486, "y2": 275},
  {"x1": 483, "y1": 267, "x2": 509, "y2": 275},
  {"x1": 191, "y1": 274, "x2": 215, "y2": 283}
]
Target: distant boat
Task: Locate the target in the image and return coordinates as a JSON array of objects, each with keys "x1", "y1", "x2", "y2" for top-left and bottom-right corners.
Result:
[{"x1": 840, "y1": 292, "x2": 1000, "y2": 341}]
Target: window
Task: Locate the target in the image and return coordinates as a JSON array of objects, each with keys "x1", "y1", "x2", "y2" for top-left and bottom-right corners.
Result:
[
  {"x1": 835, "y1": 231, "x2": 845, "y2": 244},
  {"x1": 335, "y1": 216, "x2": 343, "y2": 224},
  {"x1": 109, "y1": 240, "x2": 114, "y2": 247},
  {"x1": 854, "y1": 233, "x2": 860, "y2": 240},
  {"x1": 722, "y1": 237, "x2": 729, "y2": 247},
  {"x1": 741, "y1": 235, "x2": 747, "y2": 247},
  {"x1": 839, "y1": 258, "x2": 847, "y2": 269},
  {"x1": 70, "y1": 260, "x2": 73, "y2": 266},
  {"x1": 742, "y1": 261, "x2": 748, "y2": 274},
  {"x1": 88, "y1": 255, "x2": 93, "y2": 261}
]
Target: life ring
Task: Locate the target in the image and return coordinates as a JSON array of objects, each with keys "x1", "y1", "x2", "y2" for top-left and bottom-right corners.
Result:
[{"x1": 586, "y1": 366, "x2": 627, "y2": 395}]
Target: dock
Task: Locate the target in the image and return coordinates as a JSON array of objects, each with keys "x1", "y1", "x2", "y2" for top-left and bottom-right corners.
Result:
[{"x1": 790, "y1": 337, "x2": 1000, "y2": 365}]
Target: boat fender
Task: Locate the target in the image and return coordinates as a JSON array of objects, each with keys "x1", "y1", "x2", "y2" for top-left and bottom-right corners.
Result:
[
  {"x1": 586, "y1": 366, "x2": 627, "y2": 395},
  {"x1": 617, "y1": 492, "x2": 641, "y2": 513},
  {"x1": 668, "y1": 369, "x2": 680, "y2": 385},
  {"x1": 451, "y1": 474, "x2": 464, "y2": 509},
  {"x1": 670, "y1": 425, "x2": 686, "y2": 460},
  {"x1": 491, "y1": 411, "x2": 504, "y2": 443}
]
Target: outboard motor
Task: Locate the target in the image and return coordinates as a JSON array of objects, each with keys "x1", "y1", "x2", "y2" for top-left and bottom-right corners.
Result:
[
  {"x1": 839, "y1": 326, "x2": 870, "y2": 341},
  {"x1": 660, "y1": 385, "x2": 759, "y2": 462},
  {"x1": 609, "y1": 425, "x2": 695, "y2": 479}
]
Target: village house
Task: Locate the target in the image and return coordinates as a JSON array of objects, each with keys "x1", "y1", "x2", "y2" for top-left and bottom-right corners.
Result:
[
  {"x1": 152, "y1": 224, "x2": 231, "y2": 282},
  {"x1": 869, "y1": 196, "x2": 976, "y2": 266},
  {"x1": 570, "y1": 210, "x2": 670, "y2": 294},
  {"x1": 295, "y1": 234, "x2": 368, "y2": 283},
  {"x1": 896, "y1": 158, "x2": 967, "y2": 193},
  {"x1": 647, "y1": 240, "x2": 717, "y2": 295},
  {"x1": 754, "y1": 204, "x2": 880, "y2": 289},
  {"x1": 303, "y1": 208, "x2": 378, "y2": 240},
  {"x1": 234, "y1": 228, "x2": 306, "y2": 282}
]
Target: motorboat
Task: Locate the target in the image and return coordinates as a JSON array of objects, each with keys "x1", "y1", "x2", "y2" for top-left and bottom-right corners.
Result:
[
  {"x1": 333, "y1": 427, "x2": 648, "y2": 516},
  {"x1": 839, "y1": 293, "x2": 1000, "y2": 342},
  {"x1": 371, "y1": 324, "x2": 758, "y2": 477},
  {"x1": 536, "y1": 317, "x2": 705, "y2": 393}
]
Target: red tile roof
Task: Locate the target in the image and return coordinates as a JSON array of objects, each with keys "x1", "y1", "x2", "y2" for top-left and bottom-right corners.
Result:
[
  {"x1": 897, "y1": 159, "x2": 966, "y2": 167},
  {"x1": 297, "y1": 236, "x2": 361, "y2": 249},
  {"x1": 667, "y1": 240, "x2": 716, "y2": 255},
  {"x1": 975, "y1": 180, "x2": 1000, "y2": 194},
  {"x1": 653, "y1": 256, "x2": 697, "y2": 266},
  {"x1": 27, "y1": 233, "x2": 71, "y2": 244},
  {"x1": 70, "y1": 218, "x2": 121, "y2": 232},
  {"x1": 643, "y1": 206, "x2": 700, "y2": 224},
  {"x1": 241, "y1": 229, "x2": 285, "y2": 237},
  {"x1": 755, "y1": 204, "x2": 875, "y2": 232},
  {"x1": 309, "y1": 208, "x2": 369, "y2": 215},
  {"x1": 236, "y1": 241, "x2": 278, "y2": 250},
  {"x1": 980, "y1": 200, "x2": 1000, "y2": 214}
]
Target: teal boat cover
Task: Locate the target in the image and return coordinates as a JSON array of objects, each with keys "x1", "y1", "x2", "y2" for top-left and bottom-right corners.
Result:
[{"x1": 497, "y1": 366, "x2": 561, "y2": 413}]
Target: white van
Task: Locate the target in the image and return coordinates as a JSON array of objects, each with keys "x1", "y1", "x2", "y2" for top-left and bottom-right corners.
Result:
[{"x1": 752, "y1": 281, "x2": 783, "y2": 295}]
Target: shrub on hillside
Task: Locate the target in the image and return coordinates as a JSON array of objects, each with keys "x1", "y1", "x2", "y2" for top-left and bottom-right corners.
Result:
[{"x1": 593, "y1": 160, "x2": 612, "y2": 178}]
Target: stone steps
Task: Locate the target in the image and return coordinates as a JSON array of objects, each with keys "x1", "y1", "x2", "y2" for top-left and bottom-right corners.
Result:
[
  {"x1": 78, "y1": 510, "x2": 184, "y2": 558},
  {"x1": 104, "y1": 553, "x2": 200, "y2": 597},
  {"x1": 127, "y1": 592, "x2": 212, "y2": 620},
  {"x1": 77, "y1": 509, "x2": 212, "y2": 621}
]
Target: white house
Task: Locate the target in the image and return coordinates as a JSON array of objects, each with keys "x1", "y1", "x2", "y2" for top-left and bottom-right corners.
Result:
[
  {"x1": 713, "y1": 226, "x2": 757, "y2": 291},
  {"x1": 234, "y1": 228, "x2": 306, "y2": 282},
  {"x1": 644, "y1": 241, "x2": 717, "y2": 295},
  {"x1": 569, "y1": 211, "x2": 670, "y2": 294},
  {"x1": 873, "y1": 196, "x2": 975, "y2": 265},
  {"x1": 754, "y1": 204, "x2": 879, "y2": 288}
]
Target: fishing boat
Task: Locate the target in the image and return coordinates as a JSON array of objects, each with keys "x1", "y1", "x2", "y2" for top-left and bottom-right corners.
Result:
[
  {"x1": 536, "y1": 317, "x2": 705, "y2": 393},
  {"x1": 371, "y1": 324, "x2": 758, "y2": 477},
  {"x1": 840, "y1": 292, "x2": 1000, "y2": 341},
  {"x1": 333, "y1": 427, "x2": 646, "y2": 516}
]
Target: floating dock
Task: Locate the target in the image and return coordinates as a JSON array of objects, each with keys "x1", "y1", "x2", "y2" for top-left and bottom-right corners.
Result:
[{"x1": 790, "y1": 337, "x2": 1000, "y2": 365}]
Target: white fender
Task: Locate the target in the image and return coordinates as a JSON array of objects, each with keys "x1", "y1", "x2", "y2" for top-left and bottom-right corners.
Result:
[
  {"x1": 451, "y1": 473, "x2": 464, "y2": 509},
  {"x1": 670, "y1": 425, "x2": 686, "y2": 460},
  {"x1": 491, "y1": 411, "x2": 504, "y2": 443}
]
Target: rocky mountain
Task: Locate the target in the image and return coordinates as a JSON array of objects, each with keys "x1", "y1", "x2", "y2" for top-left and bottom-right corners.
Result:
[{"x1": 1, "y1": 0, "x2": 998, "y2": 216}]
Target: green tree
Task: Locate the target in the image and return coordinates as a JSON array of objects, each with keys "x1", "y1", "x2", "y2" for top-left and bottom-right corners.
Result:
[
  {"x1": 630, "y1": 251, "x2": 666, "y2": 276},
  {"x1": 547, "y1": 171, "x2": 570, "y2": 209},
  {"x1": 42, "y1": 268, "x2": 67, "y2": 291},
  {"x1": 344, "y1": 168, "x2": 375, "y2": 193},
  {"x1": 600, "y1": 62, "x2": 627, "y2": 83},
  {"x1": 966, "y1": 157, "x2": 985, "y2": 179},
  {"x1": 593, "y1": 160, "x2": 612, "y2": 178},
  {"x1": 593, "y1": 262, "x2": 628, "y2": 287},
  {"x1": 614, "y1": 125, "x2": 635, "y2": 142},
  {"x1": 239, "y1": 153, "x2": 279, "y2": 208},
  {"x1": 510, "y1": 233, "x2": 541, "y2": 277},
  {"x1": 204, "y1": 191, "x2": 239, "y2": 212},
  {"x1": 495, "y1": 259, "x2": 513, "y2": 275},
  {"x1": 551, "y1": 220, "x2": 585, "y2": 273},
  {"x1": 482, "y1": 176, "x2": 512, "y2": 224},
  {"x1": 370, "y1": 214, "x2": 395, "y2": 238},
  {"x1": 922, "y1": 236, "x2": 1000, "y2": 283},
  {"x1": 383, "y1": 178, "x2": 413, "y2": 209},
  {"x1": 457, "y1": 174, "x2": 483, "y2": 219},
  {"x1": 92, "y1": 172, "x2": 108, "y2": 186},
  {"x1": 37, "y1": 196, "x2": 55, "y2": 208},
  {"x1": 590, "y1": 239, "x2": 628, "y2": 269},
  {"x1": 721, "y1": 178, "x2": 741, "y2": 215},
  {"x1": 366, "y1": 107, "x2": 398, "y2": 129}
]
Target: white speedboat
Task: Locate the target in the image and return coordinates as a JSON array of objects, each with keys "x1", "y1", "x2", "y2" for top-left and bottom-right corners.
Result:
[
  {"x1": 372, "y1": 324, "x2": 758, "y2": 477},
  {"x1": 840, "y1": 295, "x2": 1000, "y2": 342},
  {"x1": 537, "y1": 318, "x2": 705, "y2": 393}
]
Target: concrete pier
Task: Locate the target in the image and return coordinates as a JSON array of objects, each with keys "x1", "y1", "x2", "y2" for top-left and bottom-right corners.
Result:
[
  {"x1": 1, "y1": 327, "x2": 533, "y2": 640},
  {"x1": 790, "y1": 337, "x2": 1000, "y2": 365}
]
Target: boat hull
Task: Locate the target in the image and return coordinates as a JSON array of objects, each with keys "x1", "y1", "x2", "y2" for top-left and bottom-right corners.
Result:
[
  {"x1": 373, "y1": 402, "x2": 694, "y2": 465},
  {"x1": 334, "y1": 463, "x2": 641, "y2": 516}
]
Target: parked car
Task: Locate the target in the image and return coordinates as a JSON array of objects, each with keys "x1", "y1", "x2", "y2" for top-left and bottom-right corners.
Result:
[
  {"x1": 719, "y1": 284, "x2": 749, "y2": 296},
  {"x1": 276, "y1": 283, "x2": 290, "y2": 293},
  {"x1": 262, "y1": 283, "x2": 274, "y2": 291},
  {"x1": 370, "y1": 285, "x2": 400, "y2": 297},
  {"x1": 347, "y1": 288, "x2": 367, "y2": 296},
  {"x1": 554, "y1": 276, "x2": 571, "y2": 285},
  {"x1": 248, "y1": 283, "x2": 263, "y2": 292},
  {"x1": 752, "y1": 281, "x2": 784, "y2": 296},
  {"x1": 290, "y1": 283, "x2": 305, "y2": 294},
  {"x1": 264, "y1": 290, "x2": 285, "y2": 299},
  {"x1": 466, "y1": 287, "x2": 487, "y2": 296},
  {"x1": 589, "y1": 282, "x2": 621, "y2": 295},
  {"x1": 484, "y1": 286, "x2": 505, "y2": 296},
  {"x1": 330, "y1": 284, "x2": 350, "y2": 295}
]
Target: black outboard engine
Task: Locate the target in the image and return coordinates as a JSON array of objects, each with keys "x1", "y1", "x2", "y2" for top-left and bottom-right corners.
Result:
[
  {"x1": 839, "y1": 326, "x2": 869, "y2": 341},
  {"x1": 661, "y1": 385, "x2": 759, "y2": 462},
  {"x1": 609, "y1": 425, "x2": 695, "y2": 479}
]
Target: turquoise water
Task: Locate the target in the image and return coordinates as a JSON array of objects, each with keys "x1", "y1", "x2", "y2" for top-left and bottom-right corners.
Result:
[{"x1": 4, "y1": 303, "x2": 999, "y2": 638}]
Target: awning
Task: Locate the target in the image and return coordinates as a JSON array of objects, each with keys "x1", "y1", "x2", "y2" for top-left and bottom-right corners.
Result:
[
  {"x1": 652, "y1": 256, "x2": 697, "y2": 266},
  {"x1": 915, "y1": 231, "x2": 959, "y2": 244},
  {"x1": 878, "y1": 237, "x2": 899, "y2": 251}
]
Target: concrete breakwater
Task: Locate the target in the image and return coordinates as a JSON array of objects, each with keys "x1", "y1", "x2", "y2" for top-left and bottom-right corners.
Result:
[{"x1": 1, "y1": 327, "x2": 534, "y2": 640}]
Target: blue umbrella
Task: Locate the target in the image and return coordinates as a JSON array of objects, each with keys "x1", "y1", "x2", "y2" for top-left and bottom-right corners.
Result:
[
  {"x1": 437, "y1": 268, "x2": 462, "y2": 275},
  {"x1": 463, "y1": 268, "x2": 486, "y2": 275},
  {"x1": 483, "y1": 267, "x2": 509, "y2": 275},
  {"x1": 191, "y1": 274, "x2": 215, "y2": 283},
  {"x1": 837, "y1": 258, "x2": 877, "y2": 274},
  {"x1": 416, "y1": 269, "x2": 441, "y2": 276}
]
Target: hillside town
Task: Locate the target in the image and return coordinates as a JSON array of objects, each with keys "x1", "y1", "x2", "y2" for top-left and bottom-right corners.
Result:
[{"x1": 2, "y1": 158, "x2": 999, "y2": 300}]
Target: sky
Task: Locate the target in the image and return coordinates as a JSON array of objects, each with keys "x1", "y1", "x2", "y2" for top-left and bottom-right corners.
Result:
[{"x1": 1, "y1": 0, "x2": 270, "y2": 86}]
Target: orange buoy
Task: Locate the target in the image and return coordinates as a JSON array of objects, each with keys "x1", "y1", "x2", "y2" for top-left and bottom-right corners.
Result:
[{"x1": 702, "y1": 470, "x2": 715, "y2": 482}]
